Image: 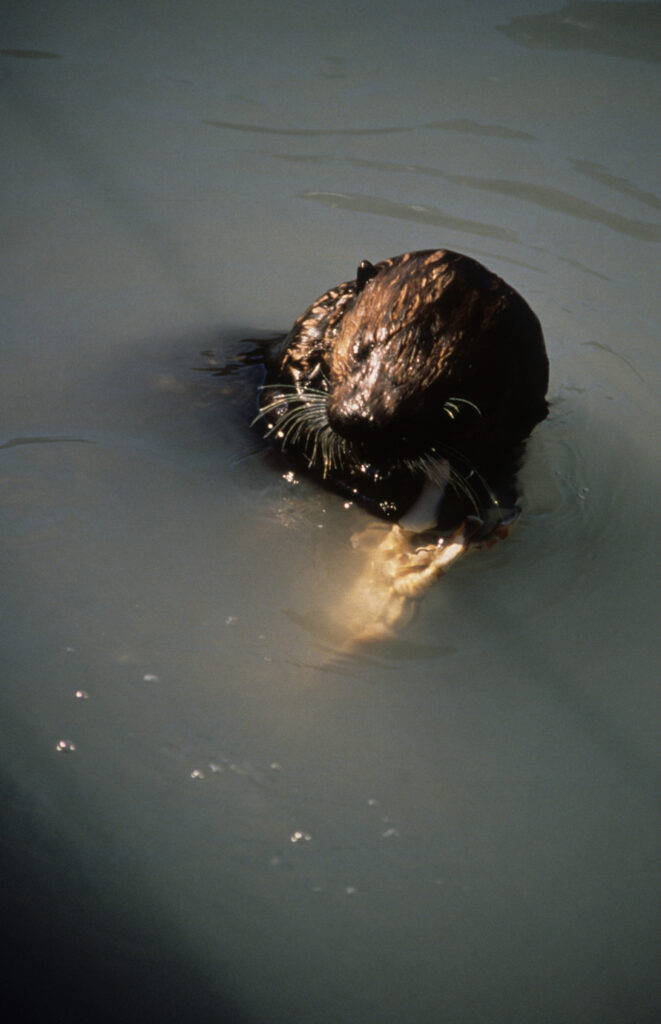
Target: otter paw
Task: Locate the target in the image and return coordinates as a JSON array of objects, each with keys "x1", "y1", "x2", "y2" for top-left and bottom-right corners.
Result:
[{"x1": 389, "y1": 525, "x2": 470, "y2": 597}]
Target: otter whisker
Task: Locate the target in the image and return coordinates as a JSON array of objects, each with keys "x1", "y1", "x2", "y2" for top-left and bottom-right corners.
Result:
[
  {"x1": 330, "y1": 427, "x2": 350, "y2": 475},
  {"x1": 433, "y1": 460, "x2": 481, "y2": 515},
  {"x1": 280, "y1": 411, "x2": 316, "y2": 448},
  {"x1": 258, "y1": 382, "x2": 329, "y2": 398},
  {"x1": 254, "y1": 392, "x2": 323, "y2": 419},
  {"x1": 447, "y1": 468, "x2": 482, "y2": 516},
  {"x1": 252, "y1": 382, "x2": 330, "y2": 426},
  {"x1": 257, "y1": 383, "x2": 297, "y2": 394},
  {"x1": 446, "y1": 396, "x2": 482, "y2": 416},
  {"x1": 295, "y1": 416, "x2": 325, "y2": 442},
  {"x1": 310, "y1": 433, "x2": 324, "y2": 469},
  {"x1": 442, "y1": 453, "x2": 504, "y2": 521},
  {"x1": 250, "y1": 399, "x2": 289, "y2": 428},
  {"x1": 318, "y1": 430, "x2": 332, "y2": 475},
  {"x1": 327, "y1": 429, "x2": 345, "y2": 475},
  {"x1": 262, "y1": 403, "x2": 306, "y2": 436},
  {"x1": 253, "y1": 393, "x2": 329, "y2": 435},
  {"x1": 403, "y1": 452, "x2": 479, "y2": 517},
  {"x1": 280, "y1": 420, "x2": 303, "y2": 448},
  {"x1": 460, "y1": 464, "x2": 499, "y2": 511},
  {"x1": 442, "y1": 396, "x2": 483, "y2": 422},
  {"x1": 423, "y1": 457, "x2": 451, "y2": 492},
  {"x1": 254, "y1": 390, "x2": 343, "y2": 477},
  {"x1": 403, "y1": 454, "x2": 446, "y2": 490},
  {"x1": 301, "y1": 419, "x2": 329, "y2": 469},
  {"x1": 303, "y1": 405, "x2": 330, "y2": 428},
  {"x1": 309, "y1": 424, "x2": 345, "y2": 477},
  {"x1": 411, "y1": 447, "x2": 497, "y2": 519}
]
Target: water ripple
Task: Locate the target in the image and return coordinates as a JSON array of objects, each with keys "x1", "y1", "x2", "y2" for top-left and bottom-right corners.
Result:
[
  {"x1": 344, "y1": 158, "x2": 661, "y2": 242},
  {"x1": 570, "y1": 159, "x2": 661, "y2": 213},
  {"x1": 299, "y1": 191, "x2": 519, "y2": 242},
  {"x1": 203, "y1": 119, "x2": 411, "y2": 137},
  {"x1": 0, "y1": 49, "x2": 62, "y2": 60},
  {"x1": 278, "y1": 154, "x2": 661, "y2": 242},
  {"x1": 0, "y1": 436, "x2": 94, "y2": 450},
  {"x1": 425, "y1": 118, "x2": 536, "y2": 141},
  {"x1": 459, "y1": 175, "x2": 661, "y2": 242}
]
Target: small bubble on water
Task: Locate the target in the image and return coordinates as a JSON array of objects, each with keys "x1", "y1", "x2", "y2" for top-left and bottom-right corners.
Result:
[
  {"x1": 382, "y1": 828, "x2": 399, "y2": 839},
  {"x1": 225, "y1": 616, "x2": 238, "y2": 626},
  {"x1": 577, "y1": 486, "x2": 590, "y2": 500},
  {"x1": 56, "y1": 739, "x2": 76, "y2": 753},
  {"x1": 74, "y1": 690, "x2": 89, "y2": 700},
  {"x1": 282, "y1": 470, "x2": 298, "y2": 485},
  {"x1": 344, "y1": 886, "x2": 358, "y2": 896},
  {"x1": 269, "y1": 762, "x2": 281, "y2": 771},
  {"x1": 367, "y1": 798, "x2": 379, "y2": 807},
  {"x1": 290, "y1": 830, "x2": 312, "y2": 844},
  {"x1": 190, "y1": 769, "x2": 206, "y2": 780},
  {"x1": 142, "y1": 673, "x2": 159, "y2": 682}
]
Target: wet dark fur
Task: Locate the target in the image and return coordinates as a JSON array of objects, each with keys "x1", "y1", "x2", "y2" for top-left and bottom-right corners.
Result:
[{"x1": 255, "y1": 250, "x2": 549, "y2": 532}]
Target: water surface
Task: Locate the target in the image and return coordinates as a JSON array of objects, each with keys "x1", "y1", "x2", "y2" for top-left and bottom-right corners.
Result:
[{"x1": 2, "y1": 2, "x2": 660, "y2": 1022}]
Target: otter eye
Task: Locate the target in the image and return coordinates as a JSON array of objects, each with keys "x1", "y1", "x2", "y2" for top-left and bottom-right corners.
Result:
[{"x1": 352, "y1": 335, "x2": 373, "y2": 361}]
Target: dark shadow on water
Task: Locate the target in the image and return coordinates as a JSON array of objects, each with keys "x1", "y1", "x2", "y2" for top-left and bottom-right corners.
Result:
[
  {"x1": 0, "y1": 775, "x2": 258, "y2": 1024},
  {"x1": 498, "y1": 1, "x2": 661, "y2": 65}
]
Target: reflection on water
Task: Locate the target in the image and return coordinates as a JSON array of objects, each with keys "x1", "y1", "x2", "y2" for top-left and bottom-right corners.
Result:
[
  {"x1": 2, "y1": 1, "x2": 660, "y2": 1022},
  {"x1": 499, "y1": 1, "x2": 661, "y2": 65},
  {"x1": 571, "y1": 158, "x2": 661, "y2": 211},
  {"x1": 294, "y1": 160, "x2": 661, "y2": 242},
  {"x1": 204, "y1": 118, "x2": 413, "y2": 137},
  {"x1": 300, "y1": 189, "x2": 519, "y2": 241},
  {"x1": 426, "y1": 118, "x2": 536, "y2": 140},
  {"x1": 205, "y1": 116, "x2": 537, "y2": 140},
  {"x1": 0, "y1": 48, "x2": 62, "y2": 60},
  {"x1": 0, "y1": 436, "x2": 95, "y2": 449}
]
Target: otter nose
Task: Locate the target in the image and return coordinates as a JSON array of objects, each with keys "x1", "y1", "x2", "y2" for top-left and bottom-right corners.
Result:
[{"x1": 327, "y1": 394, "x2": 398, "y2": 456}]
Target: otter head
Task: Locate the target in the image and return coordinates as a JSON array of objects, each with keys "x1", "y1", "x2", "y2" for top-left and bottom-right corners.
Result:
[
  {"x1": 258, "y1": 250, "x2": 548, "y2": 527},
  {"x1": 326, "y1": 253, "x2": 492, "y2": 467}
]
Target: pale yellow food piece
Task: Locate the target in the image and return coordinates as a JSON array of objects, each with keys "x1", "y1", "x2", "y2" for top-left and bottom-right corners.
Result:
[{"x1": 333, "y1": 522, "x2": 470, "y2": 644}]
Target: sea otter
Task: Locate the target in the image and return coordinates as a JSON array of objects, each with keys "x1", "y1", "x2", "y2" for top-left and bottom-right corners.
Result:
[{"x1": 254, "y1": 249, "x2": 548, "y2": 540}]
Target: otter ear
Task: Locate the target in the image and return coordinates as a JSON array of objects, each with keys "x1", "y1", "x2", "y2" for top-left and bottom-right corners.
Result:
[{"x1": 356, "y1": 259, "x2": 378, "y2": 293}]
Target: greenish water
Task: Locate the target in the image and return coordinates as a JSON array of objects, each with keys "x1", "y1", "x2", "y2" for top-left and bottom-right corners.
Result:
[{"x1": 2, "y1": 2, "x2": 660, "y2": 1022}]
